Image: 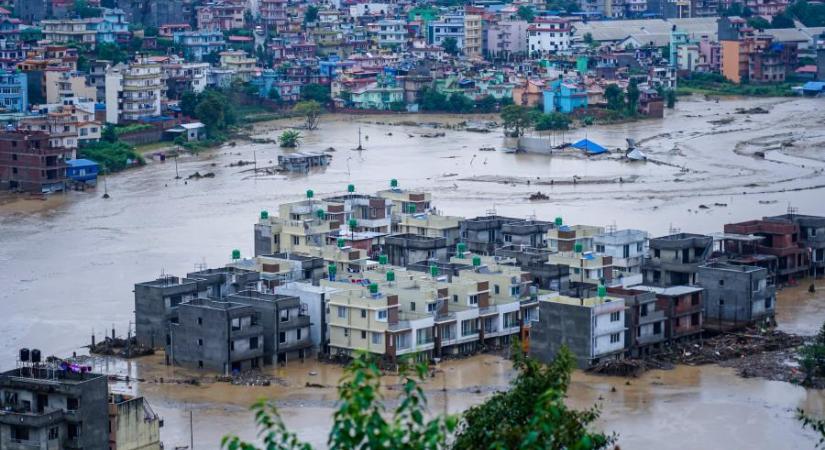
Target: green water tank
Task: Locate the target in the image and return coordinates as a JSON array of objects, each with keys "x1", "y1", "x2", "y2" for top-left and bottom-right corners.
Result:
[
  {"x1": 306, "y1": 189, "x2": 314, "y2": 199},
  {"x1": 379, "y1": 254, "x2": 388, "y2": 265},
  {"x1": 337, "y1": 237, "x2": 346, "y2": 248},
  {"x1": 347, "y1": 184, "x2": 355, "y2": 193},
  {"x1": 456, "y1": 243, "x2": 466, "y2": 257},
  {"x1": 430, "y1": 264, "x2": 439, "y2": 277},
  {"x1": 260, "y1": 210, "x2": 269, "y2": 220},
  {"x1": 387, "y1": 270, "x2": 395, "y2": 282},
  {"x1": 555, "y1": 216, "x2": 563, "y2": 226},
  {"x1": 391, "y1": 179, "x2": 398, "y2": 188},
  {"x1": 328, "y1": 264, "x2": 337, "y2": 276},
  {"x1": 598, "y1": 285, "x2": 607, "y2": 298},
  {"x1": 348, "y1": 218, "x2": 358, "y2": 229},
  {"x1": 316, "y1": 209, "x2": 326, "y2": 220},
  {"x1": 574, "y1": 243, "x2": 583, "y2": 253},
  {"x1": 407, "y1": 204, "x2": 416, "y2": 214},
  {"x1": 472, "y1": 256, "x2": 481, "y2": 267},
  {"x1": 231, "y1": 249, "x2": 241, "y2": 260},
  {"x1": 369, "y1": 283, "x2": 379, "y2": 294}
]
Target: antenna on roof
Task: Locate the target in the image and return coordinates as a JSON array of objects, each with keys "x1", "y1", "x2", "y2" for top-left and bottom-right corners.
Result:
[
  {"x1": 668, "y1": 223, "x2": 681, "y2": 235},
  {"x1": 606, "y1": 222, "x2": 617, "y2": 235},
  {"x1": 787, "y1": 203, "x2": 798, "y2": 217},
  {"x1": 194, "y1": 258, "x2": 207, "y2": 272}
]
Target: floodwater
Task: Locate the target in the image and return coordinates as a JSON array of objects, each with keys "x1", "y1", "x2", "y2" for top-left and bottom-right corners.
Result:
[{"x1": 2, "y1": 95, "x2": 825, "y2": 448}]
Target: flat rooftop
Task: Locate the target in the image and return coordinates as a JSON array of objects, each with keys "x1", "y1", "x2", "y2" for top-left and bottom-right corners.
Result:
[{"x1": 635, "y1": 285, "x2": 703, "y2": 296}]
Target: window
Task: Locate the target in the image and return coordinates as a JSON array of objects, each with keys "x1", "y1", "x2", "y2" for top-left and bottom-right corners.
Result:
[
  {"x1": 640, "y1": 304, "x2": 648, "y2": 317},
  {"x1": 292, "y1": 235, "x2": 300, "y2": 245},
  {"x1": 691, "y1": 313, "x2": 700, "y2": 326},
  {"x1": 610, "y1": 311, "x2": 620, "y2": 322},
  {"x1": 637, "y1": 242, "x2": 643, "y2": 252},
  {"x1": 610, "y1": 333, "x2": 620, "y2": 344},
  {"x1": 337, "y1": 306, "x2": 346, "y2": 318},
  {"x1": 12, "y1": 426, "x2": 30, "y2": 441},
  {"x1": 372, "y1": 332, "x2": 381, "y2": 344},
  {"x1": 198, "y1": 338, "x2": 203, "y2": 346},
  {"x1": 427, "y1": 302, "x2": 438, "y2": 313},
  {"x1": 718, "y1": 279, "x2": 724, "y2": 286},
  {"x1": 494, "y1": 285, "x2": 500, "y2": 295},
  {"x1": 197, "y1": 317, "x2": 203, "y2": 325},
  {"x1": 596, "y1": 244, "x2": 605, "y2": 253},
  {"x1": 511, "y1": 286, "x2": 520, "y2": 297},
  {"x1": 766, "y1": 296, "x2": 773, "y2": 308},
  {"x1": 280, "y1": 309, "x2": 289, "y2": 322},
  {"x1": 453, "y1": 294, "x2": 458, "y2": 303},
  {"x1": 198, "y1": 360, "x2": 203, "y2": 368},
  {"x1": 361, "y1": 330, "x2": 367, "y2": 339},
  {"x1": 279, "y1": 331, "x2": 286, "y2": 344},
  {"x1": 343, "y1": 328, "x2": 349, "y2": 337},
  {"x1": 504, "y1": 234, "x2": 512, "y2": 242},
  {"x1": 296, "y1": 328, "x2": 302, "y2": 340},
  {"x1": 691, "y1": 293, "x2": 700, "y2": 306},
  {"x1": 67, "y1": 397, "x2": 79, "y2": 411},
  {"x1": 377, "y1": 309, "x2": 388, "y2": 321},
  {"x1": 468, "y1": 295, "x2": 478, "y2": 305},
  {"x1": 48, "y1": 426, "x2": 59, "y2": 440},
  {"x1": 653, "y1": 322, "x2": 662, "y2": 334},
  {"x1": 250, "y1": 336, "x2": 259, "y2": 349},
  {"x1": 11, "y1": 153, "x2": 16, "y2": 160},
  {"x1": 410, "y1": 302, "x2": 416, "y2": 311},
  {"x1": 360, "y1": 308, "x2": 367, "y2": 318}
]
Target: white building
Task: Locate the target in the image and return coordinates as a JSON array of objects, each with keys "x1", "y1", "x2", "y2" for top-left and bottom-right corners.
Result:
[
  {"x1": 105, "y1": 59, "x2": 164, "y2": 124},
  {"x1": 528, "y1": 17, "x2": 572, "y2": 56},
  {"x1": 376, "y1": 19, "x2": 406, "y2": 48},
  {"x1": 593, "y1": 229, "x2": 649, "y2": 277}
]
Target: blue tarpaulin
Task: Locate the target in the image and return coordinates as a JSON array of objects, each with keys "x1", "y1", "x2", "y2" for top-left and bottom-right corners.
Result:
[
  {"x1": 803, "y1": 81, "x2": 825, "y2": 92},
  {"x1": 572, "y1": 139, "x2": 608, "y2": 155}
]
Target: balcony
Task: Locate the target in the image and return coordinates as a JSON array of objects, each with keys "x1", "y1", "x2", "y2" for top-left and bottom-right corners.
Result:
[
  {"x1": 278, "y1": 338, "x2": 312, "y2": 352},
  {"x1": 280, "y1": 314, "x2": 310, "y2": 330},
  {"x1": 0, "y1": 408, "x2": 65, "y2": 428}
]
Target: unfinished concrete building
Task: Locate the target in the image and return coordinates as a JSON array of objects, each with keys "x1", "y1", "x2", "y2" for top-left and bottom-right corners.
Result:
[
  {"x1": 227, "y1": 291, "x2": 313, "y2": 364},
  {"x1": 108, "y1": 394, "x2": 162, "y2": 450},
  {"x1": 607, "y1": 287, "x2": 666, "y2": 357},
  {"x1": 384, "y1": 233, "x2": 448, "y2": 267},
  {"x1": 723, "y1": 219, "x2": 809, "y2": 281},
  {"x1": 0, "y1": 362, "x2": 109, "y2": 450},
  {"x1": 636, "y1": 285, "x2": 704, "y2": 341},
  {"x1": 170, "y1": 298, "x2": 265, "y2": 373},
  {"x1": 642, "y1": 233, "x2": 713, "y2": 287},
  {"x1": 698, "y1": 262, "x2": 775, "y2": 330},
  {"x1": 460, "y1": 216, "x2": 551, "y2": 254},
  {"x1": 495, "y1": 244, "x2": 570, "y2": 291},
  {"x1": 765, "y1": 213, "x2": 825, "y2": 276},
  {"x1": 230, "y1": 253, "x2": 326, "y2": 290}
]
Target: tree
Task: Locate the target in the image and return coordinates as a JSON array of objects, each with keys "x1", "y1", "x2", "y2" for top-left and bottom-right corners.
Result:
[
  {"x1": 453, "y1": 345, "x2": 613, "y2": 450},
  {"x1": 626, "y1": 79, "x2": 640, "y2": 115},
  {"x1": 447, "y1": 93, "x2": 473, "y2": 113},
  {"x1": 20, "y1": 28, "x2": 43, "y2": 43},
  {"x1": 441, "y1": 37, "x2": 459, "y2": 56},
  {"x1": 604, "y1": 84, "x2": 624, "y2": 111},
  {"x1": 144, "y1": 26, "x2": 159, "y2": 37},
  {"x1": 293, "y1": 100, "x2": 322, "y2": 130},
  {"x1": 419, "y1": 87, "x2": 448, "y2": 111},
  {"x1": 74, "y1": 0, "x2": 102, "y2": 18},
  {"x1": 664, "y1": 89, "x2": 677, "y2": 109},
  {"x1": 535, "y1": 112, "x2": 571, "y2": 131},
  {"x1": 191, "y1": 90, "x2": 236, "y2": 135},
  {"x1": 278, "y1": 130, "x2": 302, "y2": 148},
  {"x1": 301, "y1": 83, "x2": 331, "y2": 104},
  {"x1": 476, "y1": 95, "x2": 498, "y2": 113},
  {"x1": 304, "y1": 5, "x2": 319, "y2": 24},
  {"x1": 583, "y1": 32, "x2": 594, "y2": 45},
  {"x1": 268, "y1": 88, "x2": 282, "y2": 102},
  {"x1": 222, "y1": 355, "x2": 456, "y2": 450},
  {"x1": 771, "y1": 12, "x2": 795, "y2": 27},
  {"x1": 95, "y1": 42, "x2": 127, "y2": 64},
  {"x1": 101, "y1": 124, "x2": 118, "y2": 143},
  {"x1": 517, "y1": 5, "x2": 535, "y2": 22},
  {"x1": 500, "y1": 105, "x2": 537, "y2": 137},
  {"x1": 747, "y1": 16, "x2": 771, "y2": 30},
  {"x1": 787, "y1": 0, "x2": 825, "y2": 27},
  {"x1": 180, "y1": 91, "x2": 198, "y2": 117}
]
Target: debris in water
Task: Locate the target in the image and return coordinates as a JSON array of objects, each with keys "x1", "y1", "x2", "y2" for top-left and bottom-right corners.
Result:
[{"x1": 528, "y1": 192, "x2": 549, "y2": 201}]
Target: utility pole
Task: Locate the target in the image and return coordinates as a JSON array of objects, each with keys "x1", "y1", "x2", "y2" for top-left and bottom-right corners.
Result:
[{"x1": 190, "y1": 409, "x2": 194, "y2": 450}]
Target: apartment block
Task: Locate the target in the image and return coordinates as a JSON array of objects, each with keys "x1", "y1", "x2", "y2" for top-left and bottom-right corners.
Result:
[
  {"x1": 0, "y1": 363, "x2": 108, "y2": 450},
  {"x1": 698, "y1": 262, "x2": 775, "y2": 330},
  {"x1": 460, "y1": 215, "x2": 551, "y2": 254},
  {"x1": 636, "y1": 285, "x2": 704, "y2": 341},
  {"x1": 593, "y1": 229, "x2": 648, "y2": 277},
  {"x1": 107, "y1": 394, "x2": 162, "y2": 450},
  {"x1": 227, "y1": 291, "x2": 313, "y2": 364},
  {"x1": 547, "y1": 224, "x2": 604, "y2": 253},
  {"x1": 230, "y1": 253, "x2": 326, "y2": 290},
  {"x1": 607, "y1": 287, "x2": 666, "y2": 357},
  {"x1": 642, "y1": 233, "x2": 712, "y2": 286},
  {"x1": 0, "y1": 130, "x2": 68, "y2": 193},
  {"x1": 724, "y1": 219, "x2": 808, "y2": 280},
  {"x1": 0, "y1": 69, "x2": 28, "y2": 113},
  {"x1": 530, "y1": 292, "x2": 627, "y2": 368},
  {"x1": 172, "y1": 30, "x2": 226, "y2": 62},
  {"x1": 384, "y1": 233, "x2": 448, "y2": 267},
  {"x1": 105, "y1": 59, "x2": 165, "y2": 124},
  {"x1": 170, "y1": 298, "x2": 265, "y2": 372},
  {"x1": 766, "y1": 214, "x2": 825, "y2": 276}
]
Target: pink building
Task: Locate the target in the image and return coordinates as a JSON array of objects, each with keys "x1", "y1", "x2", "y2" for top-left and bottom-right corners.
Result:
[{"x1": 486, "y1": 20, "x2": 529, "y2": 59}]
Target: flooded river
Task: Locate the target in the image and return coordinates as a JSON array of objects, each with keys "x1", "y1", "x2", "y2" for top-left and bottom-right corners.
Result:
[{"x1": 2, "y1": 95, "x2": 825, "y2": 448}]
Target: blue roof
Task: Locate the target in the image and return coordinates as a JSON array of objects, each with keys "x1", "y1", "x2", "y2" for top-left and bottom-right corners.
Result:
[
  {"x1": 67, "y1": 159, "x2": 99, "y2": 168},
  {"x1": 572, "y1": 139, "x2": 608, "y2": 155},
  {"x1": 803, "y1": 81, "x2": 825, "y2": 91}
]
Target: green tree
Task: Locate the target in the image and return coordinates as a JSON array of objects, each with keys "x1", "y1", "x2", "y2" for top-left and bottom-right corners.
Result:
[
  {"x1": 476, "y1": 95, "x2": 498, "y2": 113},
  {"x1": 74, "y1": 0, "x2": 102, "y2": 18},
  {"x1": 304, "y1": 5, "x2": 319, "y2": 24},
  {"x1": 441, "y1": 37, "x2": 459, "y2": 56},
  {"x1": 95, "y1": 42, "x2": 128, "y2": 64},
  {"x1": 144, "y1": 26, "x2": 159, "y2": 37},
  {"x1": 787, "y1": 0, "x2": 825, "y2": 26},
  {"x1": 747, "y1": 16, "x2": 771, "y2": 30},
  {"x1": 180, "y1": 91, "x2": 198, "y2": 117},
  {"x1": 301, "y1": 83, "x2": 331, "y2": 103},
  {"x1": 191, "y1": 90, "x2": 235, "y2": 135},
  {"x1": 517, "y1": 5, "x2": 535, "y2": 21},
  {"x1": 453, "y1": 345, "x2": 612, "y2": 450},
  {"x1": 626, "y1": 79, "x2": 640, "y2": 115},
  {"x1": 293, "y1": 100, "x2": 322, "y2": 130},
  {"x1": 447, "y1": 93, "x2": 473, "y2": 113},
  {"x1": 500, "y1": 105, "x2": 538, "y2": 137},
  {"x1": 583, "y1": 32, "x2": 594, "y2": 45},
  {"x1": 419, "y1": 87, "x2": 448, "y2": 111},
  {"x1": 535, "y1": 112, "x2": 571, "y2": 131},
  {"x1": 20, "y1": 28, "x2": 43, "y2": 43},
  {"x1": 604, "y1": 84, "x2": 624, "y2": 111},
  {"x1": 267, "y1": 88, "x2": 282, "y2": 102},
  {"x1": 278, "y1": 130, "x2": 302, "y2": 148},
  {"x1": 664, "y1": 89, "x2": 677, "y2": 109},
  {"x1": 222, "y1": 355, "x2": 456, "y2": 450},
  {"x1": 101, "y1": 124, "x2": 118, "y2": 143}
]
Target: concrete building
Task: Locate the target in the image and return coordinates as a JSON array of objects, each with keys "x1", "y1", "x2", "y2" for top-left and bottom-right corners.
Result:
[
  {"x1": 547, "y1": 223, "x2": 604, "y2": 253},
  {"x1": 393, "y1": 213, "x2": 463, "y2": 247},
  {"x1": 170, "y1": 298, "x2": 265, "y2": 372},
  {"x1": 108, "y1": 394, "x2": 162, "y2": 450},
  {"x1": 275, "y1": 282, "x2": 340, "y2": 352},
  {"x1": 766, "y1": 213, "x2": 825, "y2": 276},
  {"x1": 219, "y1": 50, "x2": 258, "y2": 82},
  {"x1": 227, "y1": 291, "x2": 313, "y2": 364},
  {"x1": 196, "y1": 1, "x2": 245, "y2": 31},
  {"x1": 0, "y1": 363, "x2": 108, "y2": 450},
  {"x1": 724, "y1": 219, "x2": 808, "y2": 280},
  {"x1": 698, "y1": 262, "x2": 775, "y2": 330},
  {"x1": 636, "y1": 285, "x2": 704, "y2": 341},
  {"x1": 463, "y1": 14, "x2": 482, "y2": 59},
  {"x1": 134, "y1": 267, "x2": 260, "y2": 350},
  {"x1": 460, "y1": 215, "x2": 552, "y2": 254},
  {"x1": 547, "y1": 248, "x2": 614, "y2": 287},
  {"x1": 607, "y1": 287, "x2": 666, "y2": 356},
  {"x1": 485, "y1": 20, "x2": 529, "y2": 59},
  {"x1": 594, "y1": 229, "x2": 648, "y2": 277},
  {"x1": 0, "y1": 130, "x2": 67, "y2": 193},
  {"x1": 105, "y1": 59, "x2": 165, "y2": 124},
  {"x1": 231, "y1": 253, "x2": 326, "y2": 290},
  {"x1": 172, "y1": 30, "x2": 226, "y2": 62},
  {"x1": 642, "y1": 233, "x2": 712, "y2": 287},
  {"x1": 0, "y1": 68, "x2": 27, "y2": 113},
  {"x1": 384, "y1": 233, "x2": 448, "y2": 267},
  {"x1": 44, "y1": 70, "x2": 96, "y2": 103},
  {"x1": 527, "y1": 17, "x2": 572, "y2": 57},
  {"x1": 376, "y1": 19, "x2": 406, "y2": 48},
  {"x1": 543, "y1": 78, "x2": 588, "y2": 114},
  {"x1": 116, "y1": 0, "x2": 196, "y2": 28},
  {"x1": 495, "y1": 245, "x2": 570, "y2": 291},
  {"x1": 162, "y1": 59, "x2": 209, "y2": 98},
  {"x1": 260, "y1": 0, "x2": 288, "y2": 33},
  {"x1": 427, "y1": 14, "x2": 465, "y2": 50},
  {"x1": 530, "y1": 292, "x2": 627, "y2": 368}
]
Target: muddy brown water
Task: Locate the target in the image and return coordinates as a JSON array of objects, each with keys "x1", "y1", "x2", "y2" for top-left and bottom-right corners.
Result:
[{"x1": 2, "y1": 95, "x2": 825, "y2": 448}]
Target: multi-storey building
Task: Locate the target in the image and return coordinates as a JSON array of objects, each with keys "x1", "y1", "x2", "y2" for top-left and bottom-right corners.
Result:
[
  {"x1": 642, "y1": 233, "x2": 712, "y2": 287},
  {"x1": 384, "y1": 234, "x2": 448, "y2": 267},
  {"x1": 219, "y1": 50, "x2": 258, "y2": 82},
  {"x1": 766, "y1": 213, "x2": 825, "y2": 276},
  {"x1": 196, "y1": 1, "x2": 245, "y2": 31},
  {"x1": 527, "y1": 17, "x2": 571, "y2": 56},
  {"x1": 607, "y1": 287, "x2": 666, "y2": 357},
  {"x1": 0, "y1": 362, "x2": 108, "y2": 450},
  {"x1": 636, "y1": 285, "x2": 704, "y2": 341},
  {"x1": 260, "y1": 0, "x2": 288, "y2": 33},
  {"x1": 485, "y1": 20, "x2": 529, "y2": 59},
  {"x1": 463, "y1": 13, "x2": 482, "y2": 59},
  {"x1": 170, "y1": 298, "x2": 265, "y2": 372},
  {"x1": 724, "y1": 219, "x2": 809, "y2": 280},
  {"x1": 427, "y1": 14, "x2": 465, "y2": 50},
  {"x1": 460, "y1": 215, "x2": 552, "y2": 254},
  {"x1": 44, "y1": 70, "x2": 96, "y2": 103},
  {"x1": 172, "y1": 30, "x2": 226, "y2": 62},
  {"x1": 530, "y1": 291, "x2": 627, "y2": 368},
  {"x1": 162, "y1": 58, "x2": 209, "y2": 98},
  {"x1": 227, "y1": 291, "x2": 313, "y2": 363},
  {"x1": 698, "y1": 262, "x2": 775, "y2": 330},
  {"x1": 547, "y1": 223, "x2": 604, "y2": 253},
  {"x1": 19, "y1": 102, "x2": 101, "y2": 156},
  {"x1": 0, "y1": 68, "x2": 27, "y2": 113},
  {"x1": 593, "y1": 229, "x2": 648, "y2": 277},
  {"x1": 40, "y1": 10, "x2": 129, "y2": 49},
  {"x1": 107, "y1": 394, "x2": 162, "y2": 450},
  {"x1": 547, "y1": 247, "x2": 614, "y2": 286},
  {"x1": 376, "y1": 19, "x2": 406, "y2": 48},
  {"x1": 0, "y1": 130, "x2": 67, "y2": 193},
  {"x1": 104, "y1": 59, "x2": 165, "y2": 124},
  {"x1": 116, "y1": 0, "x2": 196, "y2": 28}
]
